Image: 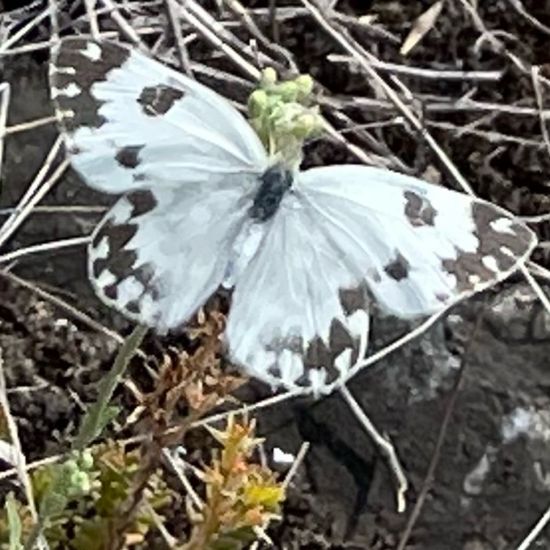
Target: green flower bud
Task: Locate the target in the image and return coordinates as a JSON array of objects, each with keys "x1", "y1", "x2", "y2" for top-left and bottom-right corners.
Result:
[
  {"x1": 64, "y1": 460, "x2": 78, "y2": 474},
  {"x1": 248, "y1": 89, "x2": 269, "y2": 119},
  {"x1": 70, "y1": 471, "x2": 91, "y2": 495},
  {"x1": 270, "y1": 103, "x2": 301, "y2": 132},
  {"x1": 276, "y1": 81, "x2": 300, "y2": 103},
  {"x1": 294, "y1": 74, "x2": 314, "y2": 100},
  {"x1": 261, "y1": 67, "x2": 278, "y2": 87},
  {"x1": 248, "y1": 70, "x2": 322, "y2": 158},
  {"x1": 79, "y1": 450, "x2": 94, "y2": 470},
  {"x1": 291, "y1": 113, "x2": 319, "y2": 139}
]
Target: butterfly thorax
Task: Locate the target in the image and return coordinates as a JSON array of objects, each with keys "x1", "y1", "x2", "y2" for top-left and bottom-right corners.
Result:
[{"x1": 250, "y1": 165, "x2": 293, "y2": 222}]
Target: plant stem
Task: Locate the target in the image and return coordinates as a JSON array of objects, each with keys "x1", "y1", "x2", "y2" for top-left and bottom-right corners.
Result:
[{"x1": 22, "y1": 518, "x2": 45, "y2": 550}]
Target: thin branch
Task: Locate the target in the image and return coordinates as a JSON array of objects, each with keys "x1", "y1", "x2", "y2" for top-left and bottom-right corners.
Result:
[
  {"x1": 516, "y1": 502, "x2": 550, "y2": 550},
  {"x1": 84, "y1": 0, "x2": 101, "y2": 39},
  {"x1": 396, "y1": 367, "x2": 465, "y2": 549},
  {"x1": 0, "y1": 7, "x2": 51, "y2": 53},
  {"x1": 426, "y1": 119, "x2": 545, "y2": 148},
  {"x1": 0, "y1": 205, "x2": 106, "y2": 216},
  {"x1": 0, "y1": 236, "x2": 90, "y2": 264},
  {"x1": 341, "y1": 385, "x2": 408, "y2": 513},
  {"x1": 507, "y1": 0, "x2": 550, "y2": 36},
  {"x1": 0, "y1": 350, "x2": 39, "y2": 522},
  {"x1": 162, "y1": 448, "x2": 204, "y2": 509},
  {"x1": 329, "y1": 54, "x2": 505, "y2": 82},
  {"x1": 0, "y1": 115, "x2": 57, "y2": 137},
  {"x1": 282, "y1": 442, "x2": 310, "y2": 490},
  {"x1": 191, "y1": 389, "x2": 306, "y2": 429},
  {"x1": 520, "y1": 213, "x2": 550, "y2": 223},
  {"x1": 49, "y1": 0, "x2": 60, "y2": 41},
  {"x1": 165, "y1": 0, "x2": 194, "y2": 75},
  {"x1": 519, "y1": 262, "x2": 550, "y2": 316},
  {"x1": 301, "y1": 0, "x2": 475, "y2": 196},
  {"x1": 0, "y1": 269, "x2": 125, "y2": 345},
  {"x1": 459, "y1": 0, "x2": 529, "y2": 74},
  {"x1": 346, "y1": 309, "x2": 447, "y2": 382},
  {"x1": 531, "y1": 66, "x2": 550, "y2": 159},
  {"x1": 99, "y1": 0, "x2": 148, "y2": 48},
  {"x1": 396, "y1": 303, "x2": 486, "y2": 550},
  {"x1": 178, "y1": 0, "x2": 261, "y2": 80},
  {"x1": 0, "y1": 157, "x2": 70, "y2": 248},
  {"x1": 0, "y1": 83, "x2": 10, "y2": 183},
  {"x1": 223, "y1": 0, "x2": 299, "y2": 73},
  {"x1": 0, "y1": 135, "x2": 65, "y2": 247}
]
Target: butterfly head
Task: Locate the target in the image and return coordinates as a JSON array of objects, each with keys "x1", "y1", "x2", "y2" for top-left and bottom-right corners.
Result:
[{"x1": 250, "y1": 165, "x2": 294, "y2": 222}]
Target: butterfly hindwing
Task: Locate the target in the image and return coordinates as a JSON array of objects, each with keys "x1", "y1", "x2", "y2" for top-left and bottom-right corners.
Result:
[
  {"x1": 226, "y1": 191, "x2": 371, "y2": 395},
  {"x1": 49, "y1": 38, "x2": 267, "y2": 193},
  {"x1": 89, "y1": 174, "x2": 258, "y2": 332}
]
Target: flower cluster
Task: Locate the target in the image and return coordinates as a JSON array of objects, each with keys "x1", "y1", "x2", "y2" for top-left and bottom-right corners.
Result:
[{"x1": 248, "y1": 68, "x2": 324, "y2": 167}]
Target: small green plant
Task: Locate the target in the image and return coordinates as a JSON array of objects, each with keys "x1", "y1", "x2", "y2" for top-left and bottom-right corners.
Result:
[
  {"x1": 184, "y1": 416, "x2": 285, "y2": 550},
  {"x1": 0, "y1": 442, "x2": 172, "y2": 550}
]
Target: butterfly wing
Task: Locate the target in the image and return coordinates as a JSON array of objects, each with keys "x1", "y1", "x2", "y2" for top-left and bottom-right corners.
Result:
[
  {"x1": 49, "y1": 38, "x2": 267, "y2": 193},
  {"x1": 297, "y1": 165, "x2": 536, "y2": 317},
  {"x1": 226, "y1": 166, "x2": 536, "y2": 395},
  {"x1": 89, "y1": 175, "x2": 257, "y2": 331},
  {"x1": 51, "y1": 38, "x2": 270, "y2": 330},
  {"x1": 225, "y1": 191, "x2": 371, "y2": 395}
]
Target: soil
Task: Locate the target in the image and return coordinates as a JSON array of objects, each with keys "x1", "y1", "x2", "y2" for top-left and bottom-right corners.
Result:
[{"x1": 2, "y1": 1, "x2": 550, "y2": 549}]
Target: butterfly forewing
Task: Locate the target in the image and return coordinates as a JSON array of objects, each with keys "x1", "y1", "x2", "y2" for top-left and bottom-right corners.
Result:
[
  {"x1": 50, "y1": 38, "x2": 270, "y2": 333},
  {"x1": 49, "y1": 38, "x2": 267, "y2": 193},
  {"x1": 297, "y1": 166, "x2": 536, "y2": 318}
]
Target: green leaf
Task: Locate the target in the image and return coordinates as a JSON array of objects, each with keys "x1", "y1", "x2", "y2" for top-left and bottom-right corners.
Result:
[
  {"x1": 5, "y1": 493, "x2": 23, "y2": 550},
  {"x1": 73, "y1": 325, "x2": 148, "y2": 451}
]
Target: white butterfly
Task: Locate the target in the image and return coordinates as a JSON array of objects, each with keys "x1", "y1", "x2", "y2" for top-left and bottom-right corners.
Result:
[{"x1": 49, "y1": 38, "x2": 537, "y2": 396}]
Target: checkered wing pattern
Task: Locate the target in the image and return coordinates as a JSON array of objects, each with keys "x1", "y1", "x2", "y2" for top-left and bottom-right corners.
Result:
[
  {"x1": 50, "y1": 38, "x2": 267, "y2": 193},
  {"x1": 88, "y1": 176, "x2": 257, "y2": 332}
]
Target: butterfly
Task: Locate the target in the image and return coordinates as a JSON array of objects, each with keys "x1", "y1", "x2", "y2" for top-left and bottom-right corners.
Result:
[{"x1": 49, "y1": 38, "x2": 537, "y2": 396}]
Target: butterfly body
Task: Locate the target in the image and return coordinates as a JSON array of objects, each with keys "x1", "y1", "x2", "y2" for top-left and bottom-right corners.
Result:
[
  {"x1": 250, "y1": 165, "x2": 294, "y2": 222},
  {"x1": 50, "y1": 38, "x2": 537, "y2": 396}
]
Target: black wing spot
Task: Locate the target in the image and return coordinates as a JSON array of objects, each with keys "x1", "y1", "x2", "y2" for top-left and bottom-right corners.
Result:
[
  {"x1": 103, "y1": 283, "x2": 118, "y2": 300},
  {"x1": 126, "y1": 190, "x2": 158, "y2": 218},
  {"x1": 442, "y1": 202, "x2": 535, "y2": 292},
  {"x1": 384, "y1": 252, "x2": 409, "y2": 281},
  {"x1": 339, "y1": 281, "x2": 371, "y2": 315},
  {"x1": 126, "y1": 300, "x2": 141, "y2": 314},
  {"x1": 115, "y1": 145, "x2": 144, "y2": 169},
  {"x1": 404, "y1": 190, "x2": 437, "y2": 227},
  {"x1": 52, "y1": 39, "x2": 130, "y2": 131},
  {"x1": 137, "y1": 84, "x2": 185, "y2": 116}
]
